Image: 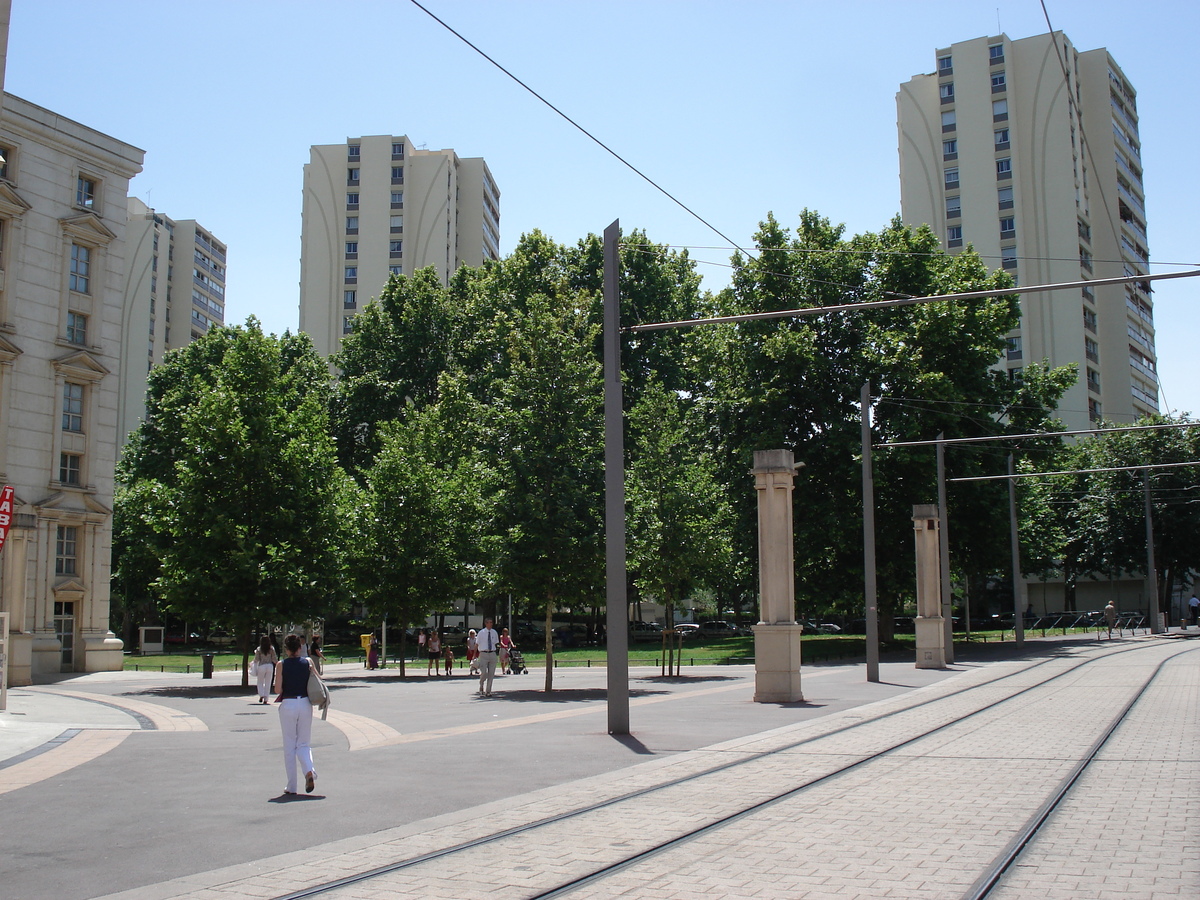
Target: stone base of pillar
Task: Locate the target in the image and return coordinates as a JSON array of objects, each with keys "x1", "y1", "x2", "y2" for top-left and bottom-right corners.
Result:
[
  {"x1": 752, "y1": 623, "x2": 804, "y2": 702},
  {"x1": 82, "y1": 632, "x2": 125, "y2": 673},
  {"x1": 5, "y1": 632, "x2": 33, "y2": 686},
  {"x1": 915, "y1": 616, "x2": 946, "y2": 669}
]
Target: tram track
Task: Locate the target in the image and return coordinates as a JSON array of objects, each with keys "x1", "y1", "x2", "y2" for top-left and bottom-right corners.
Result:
[{"x1": 271, "y1": 639, "x2": 1187, "y2": 900}]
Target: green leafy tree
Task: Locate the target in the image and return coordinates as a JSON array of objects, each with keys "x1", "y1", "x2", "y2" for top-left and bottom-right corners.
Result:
[
  {"x1": 627, "y1": 383, "x2": 732, "y2": 667},
  {"x1": 482, "y1": 288, "x2": 603, "y2": 692},
  {"x1": 1022, "y1": 418, "x2": 1200, "y2": 615},
  {"x1": 359, "y1": 400, "x2": 487, "y2": 673},
  {"x1": 117, "y1": 320, "x2": 348, "y2": 682},
  {"x1": 693, "y1": 212, "x2": 1070, "y2": 630}
]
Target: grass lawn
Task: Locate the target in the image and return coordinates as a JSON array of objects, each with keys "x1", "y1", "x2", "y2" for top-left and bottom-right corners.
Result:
[{"x1": 124, "y1": 626, "x2": 1106, "y2": 673}]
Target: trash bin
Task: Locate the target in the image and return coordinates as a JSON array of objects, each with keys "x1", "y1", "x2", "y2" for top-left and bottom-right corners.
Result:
[{"x1": 202, "y1": 652, "x2": 214, "y2": 679}]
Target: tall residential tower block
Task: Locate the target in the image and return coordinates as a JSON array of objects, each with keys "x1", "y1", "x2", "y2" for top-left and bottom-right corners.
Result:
[
  {"x1": 299, "y1": 135, "x2": 500, "y2": 359},
  {"x1": 120, "y1": 198, "x2": 226, "y2": 449},
  {"x1": 898, "y1": 32, "x2": 1155, "y2": 429}
]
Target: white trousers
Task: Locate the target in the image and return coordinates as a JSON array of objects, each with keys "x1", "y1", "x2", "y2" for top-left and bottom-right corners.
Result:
[
  {"x1": 478, "y1": 652, "x2": 497, "y2": 693},
  {"x1": 278, "y1": 698, "x2": 315, "y2": 792},
  {"x1": 256, "y1": 663, "x2": 275, "y2": 699}
]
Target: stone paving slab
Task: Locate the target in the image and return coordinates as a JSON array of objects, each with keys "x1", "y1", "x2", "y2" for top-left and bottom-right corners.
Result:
[{"x1": 85, "y1": 637, "x2": 1198, "y2": 900}]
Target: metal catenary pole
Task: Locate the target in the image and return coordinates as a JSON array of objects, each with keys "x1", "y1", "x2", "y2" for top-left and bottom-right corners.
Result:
[
  {"x1": 603, "y1": 220, "x2": 630, "y2": 735},
  {"x1": 861, "y1": 382, "x2": 879, "y2": 683},
  {"x1": 1007, "y1": 454, "x2": 1025, "y2": 646},
  {"x1": 937, "y1": 434, "x2": 955, "y2": 660}
]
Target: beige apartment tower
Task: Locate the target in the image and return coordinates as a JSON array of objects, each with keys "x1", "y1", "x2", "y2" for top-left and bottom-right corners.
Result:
[
  {"x1": 898, "y1": 32, "x2": 1155, "y2": 429},
  {"x1": 120, "y1": 199, "x2": 226, "y2": 449},
  {"x1": 299, "y1": 135, "x2": 500, "y2": 359}
]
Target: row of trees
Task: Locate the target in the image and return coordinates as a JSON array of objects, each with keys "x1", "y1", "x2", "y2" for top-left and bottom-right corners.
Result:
[{"x1": 112, "y1": 211, "x2": 1198, "y2": 687}]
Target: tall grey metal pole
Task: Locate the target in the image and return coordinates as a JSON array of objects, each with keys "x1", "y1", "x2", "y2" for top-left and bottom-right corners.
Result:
[
  {"x1": 1007, "y1": 454, "x2": 1025, "y2": 646},
  {"x1": 936, "y1": 435, "x2": 954, "y2": 663},
  {"x1": 1144, "y1": 470, "x2": 1161, "y2": 633},
  {"x1": 862, "y1": 381, "x2": 879, "y2": 682},
  {"x1": 603, "y1": 220, "x2": 630, "y2": 734}
]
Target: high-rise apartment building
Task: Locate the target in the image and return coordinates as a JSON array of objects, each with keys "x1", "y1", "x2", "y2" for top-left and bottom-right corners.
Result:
[
  {"x1": 898, "y1": 32, "x2": 1155, "y2": 429},
  {"x1": 120, "y1": 198, "x2": 226, "y2": 448},
  {"x1": 299, "y1": 135, "x2": 500, "y2": 359}
]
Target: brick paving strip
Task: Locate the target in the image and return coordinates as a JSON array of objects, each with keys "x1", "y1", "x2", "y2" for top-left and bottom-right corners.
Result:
[
  {"x1": 90, "y1": 640, "x2": 1192, "y2": 900},
  {"x1": 988, "y1": 647, "x2": 1200, "y2": 899}
]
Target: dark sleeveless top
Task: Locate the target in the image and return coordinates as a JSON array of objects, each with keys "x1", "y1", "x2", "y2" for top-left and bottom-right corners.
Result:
[{"x1": 281, "y1": 656, "x2": 310, "y2": 698}]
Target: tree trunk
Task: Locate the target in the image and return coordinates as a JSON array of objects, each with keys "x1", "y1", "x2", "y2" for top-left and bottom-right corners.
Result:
[{"x1": 543, "y1": 601, "x2": 554, "y2": 692}]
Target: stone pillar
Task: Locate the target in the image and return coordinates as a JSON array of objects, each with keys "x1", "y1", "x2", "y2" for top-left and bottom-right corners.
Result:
[
  {"x1": 913, "y1": 504, "x2": 946, "y2": 669},
  {"x1": 752, "y1": 450, "x2": 803, "y2": 702}
]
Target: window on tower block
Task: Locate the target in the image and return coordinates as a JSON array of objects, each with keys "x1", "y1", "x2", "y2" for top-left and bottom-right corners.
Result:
[
  {"x1": 76, "y1": 175, "x2": 97, "y2": 208},
  {"x1": 946, "y1": 196, "x2": 961, "y2": 218},
  {"x1": 944, "y1": 167, "x2": 959, "y2": 189},
  {"x1": 940, "y1": 82, "x2": 954, "y2": 103},
  {"x1": 947, "y1": 225, "x2": 962, "y2": 248},
  {"x1": 59, "y1": 452, "x2": 82, "y2": 485},
  {"x1": 69, "y1": 244, "x2": 91, "y2": 293},
  {"x1": 991, "y1": 72, "x2": 1006, "y2": 92},
  {"x1": 56, "y1": 525, "x2": 78, "y2": 575},
  {"x1": 66, "y1": 311, "x2": 87, "y2": 345},
  {"x1": 62, "y1": 382, "x2": 84, "y2": 432},
  {"x1": 942, "y1": 139, "x2": 957, "y2": 161},
  {"x1": 993, "y1": 98, "x2": 1008, "y2": 121},
  {"x1": 999, "y1": 217, "x2": 1016, "y2": 238},
  {"x1": 998, "y1": 186, "x2": 1014, "y2": 210}
]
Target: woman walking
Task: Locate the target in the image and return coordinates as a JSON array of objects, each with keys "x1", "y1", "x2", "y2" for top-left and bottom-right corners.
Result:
[
  {"x1": 309, "y1": 635, "x2": 326, "y2": 675},
  {"x1": 253, "y1": 635, "x2": 277, "y2": 704},
  {"x1": 273, "y1": 633, "x2": 317, "y2": 795}
]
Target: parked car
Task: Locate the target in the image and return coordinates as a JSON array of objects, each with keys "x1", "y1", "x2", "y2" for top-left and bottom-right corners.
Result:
[
  {"x1": 815, "y1": 623, "x2": 842, "y2": 634},
  {"x1": 629, "y1": 621, "x2": 663, "y2": 642},
  {"x1": 672, "y1": 623, "x2": 700, "y2": 638},
  {"x1": 698, "y1": 620, "x2": 740, "y2": 638}
]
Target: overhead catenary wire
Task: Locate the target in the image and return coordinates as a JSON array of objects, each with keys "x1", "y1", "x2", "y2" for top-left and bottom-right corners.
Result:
[
  {"x1": 951, "y1": 460, "x2": 1200, "y2": 483},
  {"x1": 624, "y1": 269, "x2": 1200, "y2": 333},
  {"x1": 406, "y1": 0, "x2": 753, "y2": 261}
]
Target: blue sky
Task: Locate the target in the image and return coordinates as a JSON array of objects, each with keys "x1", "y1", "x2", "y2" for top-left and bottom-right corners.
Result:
[{"x1": 8, "y1": 1, "x2": 1198, "y2": 418}]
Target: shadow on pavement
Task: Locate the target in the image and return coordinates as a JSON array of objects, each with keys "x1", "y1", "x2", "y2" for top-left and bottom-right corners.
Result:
[{"x1": 480, "y1": 688, "x2": 669, "y2": 704}]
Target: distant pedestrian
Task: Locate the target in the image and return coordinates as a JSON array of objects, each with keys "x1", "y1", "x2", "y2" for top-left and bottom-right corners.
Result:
[
  {"x1": 367, "y1": 635, "x2": 379, "y2": 670},
  {"x1": 1189, "y1": 594, "x2": 1199, "y2": 627},
  {"x1": 253, "y1": 635, "x2": 277, "y2": 704},
  {"x1": 443, "y1": 642, "x2": 455, "y2": 676},
  {"x1": 273, "y1": 633, "x2": 317, "y2": 795},
  {"x1": 1103, "y1": 601, "x2": 1117, "y2": 639},
  {"x1": 309, "y1": 635, "x2": 326, "y2": 675},
  {"x1": 498, "y1": 627, "x2": 513, "y2": 674},
  {"x1": 427, "y1": 631, "x2": 441, "y2": 676},
  {"x1": 477, "y1": 617, "x2": 500, "y2": 695},
  {"x1": 466, "y1": 629, "x2": 480, "y2": 675}
]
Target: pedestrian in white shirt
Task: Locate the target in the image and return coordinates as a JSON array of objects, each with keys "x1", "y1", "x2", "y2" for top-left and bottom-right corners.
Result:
[{"x1": 477, "y1": 617, "x2": 500, "y2": 696}]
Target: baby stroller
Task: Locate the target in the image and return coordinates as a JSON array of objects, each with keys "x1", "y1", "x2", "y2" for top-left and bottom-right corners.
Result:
[{"x1": 505, "y1": 647, "x2": 529, "y2": 675}]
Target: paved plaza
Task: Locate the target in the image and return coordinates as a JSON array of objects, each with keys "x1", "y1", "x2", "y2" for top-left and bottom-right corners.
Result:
[{"x1": 1, "y1": 630, "x2": 1196, "y2": 899}]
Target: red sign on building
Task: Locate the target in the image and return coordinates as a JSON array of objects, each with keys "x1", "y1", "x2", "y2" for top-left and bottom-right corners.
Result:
[{"x1": 0, "y1": 485, "x2": 14, "y2": 554}]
